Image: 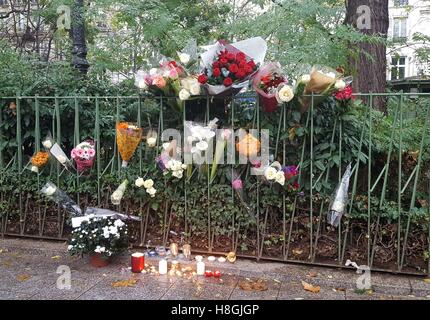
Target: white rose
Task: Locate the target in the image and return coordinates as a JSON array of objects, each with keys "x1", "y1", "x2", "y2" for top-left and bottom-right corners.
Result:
[
  {"x1": 276, "y1": 85, "x2": 294, "y2": 103},
  {"x1": 143, "y1": 179, "x2": 154, "y2": 189},
  {"x1": 44, "y1": 185, "x2": 57, "y2": 196},
  {"x1": 181, "y1": 164, "x2": 187, "y2": 170},
  {"x1": 264, "y1": 167, "x2": 277, "y2": 181},
  {"x1": 275, "y1": 171, "x2": 285, "y2": 186},
  {"x1": 136, "y1": 79, "x2": 148, "y2": 90},
  {"x1": 67, "y1": 245, "x2": 73, "y2": 251},
  {"x1": 149, "y1": 68, "x2": 158, "y2": 76},
  {"x1": 146, "y1": 187, "x2": 157, "y2": 197},
  {"x1": 135, "y1": 177, "x2": 145, "y2": 188},
  {"x1": 179, "y1": 89, "x2": 191, "y2": 101},
  {"x1": 189, "y1": 83, "x2": 201, "y2": 95},
  {"x1": 42, "y1": 139, "x2": 52, "y2": 149},
  {"x1": 335, "y1": 79, "x2": 346, "y2": 90},
  {"x1": 56, "y1": 155, "x2": 67, "y2": 164},
  {"x1": 147, "y1": 137, "x2": 157, "y2": 148},
  {"x1": 300, "y1": 74, "x2": 311, "y2": 84},
  {"x1": 172, "y1": 170, "x2": 183, "y2": 179},
  {"x1": 178, "y1": 52, "x2": 190, "y2": 65}
]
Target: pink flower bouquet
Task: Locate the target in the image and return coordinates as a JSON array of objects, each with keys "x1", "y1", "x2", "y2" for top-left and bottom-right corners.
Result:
[{"x1": 71, "y1": 140, "x2": 96, "y2": 174}]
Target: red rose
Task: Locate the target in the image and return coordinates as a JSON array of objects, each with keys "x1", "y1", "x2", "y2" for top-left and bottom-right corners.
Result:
[
  {"x1": 198, "y1": 74, "x2": 208, "y2": 84},
  {"x1": 238, "y1": 60, "x2": 247, "y2": 68},
  {"x1": 236, "y1": 70, "x2": 246, "y2": 79},
  {"x1": 223, "y1": 77, "x2": 233, "y2": 87},
  {"x1": 226, "y1": 52, "x2": 235, "y2": 61},
  {"x1": 236, "y1": 52, "x2": 246, "y2": 61},
  {"x1": 244, "y1": 64, "x2": 253, "y2": 74},
  {"x1": 219, "y1": 58, "x2": 228, "y2": 66},
  {"x1": 247, "y1": 60, "x2": 256, "y2": 69},
  {"x1": 212, "y1": 61, "x2": 220, "y2": 68},
  {"x1": 213, "y1": 68, "x2": 221, "y2": 77},
  {"x1": 228, "y1": 63, "x2": 239, "y2": 73},
  {"x1": 168, "y1": 60, "x2": 177, "y2": 68}
]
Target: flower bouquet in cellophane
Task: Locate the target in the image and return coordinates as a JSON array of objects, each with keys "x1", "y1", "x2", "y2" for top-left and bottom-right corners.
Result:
[
  {"x1": 296, "y1": 67, "x2": 352, "y2": 113},
  {"x1": 198, "y1": 37, "x2": 267, "y2": 96},
  {"x1": 41, "y1": 134, "x2": 72, "y2": 170},
  {"x1": 252, "y1": 62, "x2": 294, "y2": 112},
  {"x1": 29, "y1": 151, "x2": 50, "y2": 173},
  {"x1": 116, "y1": 122, "x2": 143, "y2": 168},
  {"x1": 71, "y1": 140, "x2": 96, "y2": 174}
]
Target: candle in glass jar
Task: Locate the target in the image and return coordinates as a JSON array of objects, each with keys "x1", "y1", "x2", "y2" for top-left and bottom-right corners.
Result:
[
  {"x1": 159, "y1": 259, "x2": 168, "y2": 275},
  {"x1": 196, "y1": 256, "x2": 205, "y2": 276},
  {"x1": 131, "y1": 252, "x2": 144, "y2": 273},
  {"x1": 170, "y1": 243, "x2": 179, "y2": 257}
]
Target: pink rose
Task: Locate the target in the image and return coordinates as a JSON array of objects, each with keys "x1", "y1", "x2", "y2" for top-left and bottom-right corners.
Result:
[
  {"x1": 232, "y1": 179, "x2": 243, "y2": 190},
  {"x1": 153, "y1": 75, "x2": 166, "y2": 89},
  {"x1": 168, "y1": 68, "x2": 178, "y2": 79},
  {"x1": 71, "y1": 149, "x2": 77, "y2": 159}
]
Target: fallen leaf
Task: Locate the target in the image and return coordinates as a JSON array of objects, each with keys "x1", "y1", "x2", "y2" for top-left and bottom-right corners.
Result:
[
  {"x1": 238, "y1": 279, "x2": 268, "y2": 292},
  {"x1": 423, "y1": 278, "x2": 430, "y2": 283},
  {"x1": 111, "y1": 278, "x2": 139, "y2": 288},
  {"x1": 301, "y1": 281, "x2": 320, "y2": 293},
  {"x1": 16, "y1": 274, "x2": 31, "y2": 282},
  {"x1": 292, "y1": 249, "x2": 303, "y2": 256},
  {"x1": 51, "y1": 255, "x2": 61, "y2": 260},
  {"x1": 335, "y1": 287, "x2": 346, "y2": 292}
]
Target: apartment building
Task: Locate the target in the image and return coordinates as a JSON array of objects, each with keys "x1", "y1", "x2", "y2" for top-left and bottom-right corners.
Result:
[{"x1": 387, "y1": 0, "x2": 430, "y2": 88}]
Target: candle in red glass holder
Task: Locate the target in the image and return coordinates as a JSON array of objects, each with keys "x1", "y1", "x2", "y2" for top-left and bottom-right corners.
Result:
[
  {"x1": 131, "y1": 252, "x2": 145, "y2": 273},
  {"x1": 205, "y1": 270, "x2": 213, "y2": 277},
  {"x1": 214, "y1": 270, "x2": 221, "y2": 278}
]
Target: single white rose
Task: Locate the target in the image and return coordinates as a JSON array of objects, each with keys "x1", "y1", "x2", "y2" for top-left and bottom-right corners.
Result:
[
  {"x1": 147, "y1": 137, "x2": 157, "y2": 147},
  {"x1": 56, "y1": 155, "x2": 67, "y2": 164},
  {"x1": 179, "y1": 89, "x2": 191, "y2": 101},
  {"x1": 264, "y1": 167, "x2": 277, "y2": 181},
  {"x1": 137, "y1": 79, "x2": 147, "y2": 90},
  {"x1": 300, "y1": 74, "x2": 311, "y2": 84},
  {"x1": 189, "y1": 83, "x2": 201, "y2": 95},
  {"x1": 335, "y1": 79, "x2": 346, "y2": 90},
  {"x1": 146, "y1": 187, "x2": 157, "y2": 197},
  {"x1": 42, "y1": 139, "x2": 52, "y2": 149},
  {"x1": 149, "y1": 68, "x2": 158, "y2": 76},
  {"x1": 178, "y1": 52, "x2": 190, "y2": 65},
  {"x1": 143, "y1": 179, "x2": 154, "y2": 189},
  {"x1": 44, "y1": 185, "x2": 57, "y2": 196},
  {"x1": 135, "y1": 177, "x2": 145, "y2": 188},
  {"x1": 181, "y1": 164, "x2": 187, "y2": 170},
  {"x1": 275, "y1": 171, "x2": 285, "y2": 186},
  {"x1": 276, "y1": 85, "x2": 294, "y2": 103},
  {"x1": 31, "y1": 165, "x2": 39, "y2": 173}
]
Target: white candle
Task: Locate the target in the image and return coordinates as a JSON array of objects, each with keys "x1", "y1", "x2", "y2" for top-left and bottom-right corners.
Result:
[
  {"x1": 197, "y1": 261, "x2": 205, "y2": 276},
  {"x1": 159, "y1": 259, "x2": 168, "y2": 275}
]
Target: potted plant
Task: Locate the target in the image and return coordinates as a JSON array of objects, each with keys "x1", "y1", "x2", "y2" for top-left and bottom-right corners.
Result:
[{"x1": 67, "y1": 215, "x2": 128, "y2": 267}]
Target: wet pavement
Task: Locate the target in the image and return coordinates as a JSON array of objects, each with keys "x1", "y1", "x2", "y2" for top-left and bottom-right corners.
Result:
[{"x1": 1, "y1": 238, "x2": 429, "y2": 300}]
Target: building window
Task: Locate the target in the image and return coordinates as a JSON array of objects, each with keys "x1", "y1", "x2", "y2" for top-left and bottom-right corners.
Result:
[
  {"x1": 394, "y1": 0, "x2": 409, "y2": 6},
  {"x1": 391, "y1": 57, "x2": 406, "y2": 80},
  {"x1": 393, "y1": 18, "x2": 407, "y2": 41}
]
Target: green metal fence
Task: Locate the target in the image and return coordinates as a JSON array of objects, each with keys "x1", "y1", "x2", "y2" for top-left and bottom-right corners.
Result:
[{"x1": 0, "y1": 92, "x2": 429, "y2": 275}]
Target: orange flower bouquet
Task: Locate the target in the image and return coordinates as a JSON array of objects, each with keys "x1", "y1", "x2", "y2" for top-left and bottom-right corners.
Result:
[
  {"x1": 116, "y1": 122, "x2": 143, "y2": 168},
  {"x1": 236, "y1": 133, "x2": 261, "y2": 158},
  {"x1": 30, "y1": 151, "x2": 50, "y2": 173}
]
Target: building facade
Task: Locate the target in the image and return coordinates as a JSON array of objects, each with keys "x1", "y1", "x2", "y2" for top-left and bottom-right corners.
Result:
[{"x1": 387, "y1": 0, "x2": 430, "y2": 83}]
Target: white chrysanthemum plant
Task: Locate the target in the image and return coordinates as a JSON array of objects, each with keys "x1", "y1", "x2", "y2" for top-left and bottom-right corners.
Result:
[{"x1": 68, "y1": 215, "x2": 128, "y2": 259}]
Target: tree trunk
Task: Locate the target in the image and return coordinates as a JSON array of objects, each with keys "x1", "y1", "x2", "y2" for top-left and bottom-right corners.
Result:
[
  {"x1": 71, "y1": 0, "x2": 89, "y2": 74},
  {"x1": 345, "y1": 0, "x2": 389, "y2": 111}
]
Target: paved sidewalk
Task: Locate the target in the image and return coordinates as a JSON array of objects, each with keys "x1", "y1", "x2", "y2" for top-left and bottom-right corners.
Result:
[{"x1": 0, "y1": 238, "x2": 429, "y2": 300}]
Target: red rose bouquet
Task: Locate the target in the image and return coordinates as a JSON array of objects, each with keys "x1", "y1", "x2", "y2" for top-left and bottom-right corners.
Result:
[{"x1": 199, "y1": 37, "x2": 267, "y2": 95}]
